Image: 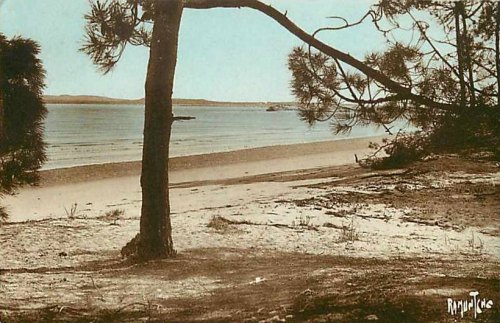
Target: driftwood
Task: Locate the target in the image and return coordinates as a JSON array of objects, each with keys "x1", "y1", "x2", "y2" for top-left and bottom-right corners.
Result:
[
  {"x1": 173, "y1": 115, "x2": 196, "y2": 121},
  {"x1": 215, "y1": 216, "x2": 319, "y2": 231}
]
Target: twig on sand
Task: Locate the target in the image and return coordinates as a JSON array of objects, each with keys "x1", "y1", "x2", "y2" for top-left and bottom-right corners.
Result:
[{"x1": 209, "y1": 215, "x2": 319, "y2": 231}]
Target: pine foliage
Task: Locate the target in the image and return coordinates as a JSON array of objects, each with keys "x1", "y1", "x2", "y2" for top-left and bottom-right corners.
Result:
[
  {"x1": 0, "y1": 34, "x2": 47, "y2": 222},
  {"x1": 288, "y1": 1, "x2": 499, "y2": 167}
]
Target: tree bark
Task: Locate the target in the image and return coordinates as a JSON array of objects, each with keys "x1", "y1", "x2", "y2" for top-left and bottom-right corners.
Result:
[
  {"x1": 496, "y1": 2, "x2": 500, "y2": 107},
  {"x1": 139, "y1": 0, "x2": 183, "y2": 260},
  {"x1": 458, "y1": 2, "x2": 476, "y2": 108},
  {"x1": 454, "y1": 2, "x2": 467, "y2": 109},
  {"x1": 0, "y1": 58, "x2": 5, "y2": 143},
  {"x1": 0, "y1": 86, "x2": 4, "y2": 143}
]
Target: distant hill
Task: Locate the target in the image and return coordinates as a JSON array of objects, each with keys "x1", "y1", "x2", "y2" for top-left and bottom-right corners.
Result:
[
  {"x1": 44, "y1": 95, "x2": 143, "y2": 105},
  {"x1": 43, "y1": 95, "x2": 295, "y2": 107}
]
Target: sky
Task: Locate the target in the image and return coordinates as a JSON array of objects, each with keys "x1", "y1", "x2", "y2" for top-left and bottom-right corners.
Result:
[{"x1": 0, "y1": 0, "x2": 388, "y2": 102}]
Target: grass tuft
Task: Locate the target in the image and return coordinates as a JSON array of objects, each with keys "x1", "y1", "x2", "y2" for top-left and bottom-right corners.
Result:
[
  {"x1": 64, "y1": 203, "x2": 79, "y2": 219},
  {"x1": 338, "y1": 216, "x2": 359, "y2": 243},
  {"x1": 207, "y1": 215, "x2": 232, "y2": 232}
]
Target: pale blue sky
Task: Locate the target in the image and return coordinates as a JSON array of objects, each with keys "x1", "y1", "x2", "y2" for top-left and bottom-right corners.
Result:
[{"x1": 0, "y1": 0, "x2": 388, "y2": 102}]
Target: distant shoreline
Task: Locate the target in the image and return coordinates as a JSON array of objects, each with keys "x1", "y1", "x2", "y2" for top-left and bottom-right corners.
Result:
[{"x1": 43, "y1": 95, "x2": 296, "y2": 107}]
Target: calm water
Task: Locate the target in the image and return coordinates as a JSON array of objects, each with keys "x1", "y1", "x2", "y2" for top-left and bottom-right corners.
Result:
[{"x1": 44, "y1": 104, "x2": 397, "y2": 169}]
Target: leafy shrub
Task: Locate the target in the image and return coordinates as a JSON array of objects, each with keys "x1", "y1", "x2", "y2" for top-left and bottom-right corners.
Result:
[
  {"x1": 361, "y1": 132, "x2": 429, "y2": 169},
  {"x1": 361, "y1": 104, "x2": 499, "y2": 169}
]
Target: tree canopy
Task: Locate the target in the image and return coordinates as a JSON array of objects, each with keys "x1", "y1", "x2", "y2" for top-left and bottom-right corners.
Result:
[
  {"x1": 0, "y1": 34, "x2": 47, "y2": 221},
  {"x1": 288, "y1": 1, "x2": 499, "y2": 166}
]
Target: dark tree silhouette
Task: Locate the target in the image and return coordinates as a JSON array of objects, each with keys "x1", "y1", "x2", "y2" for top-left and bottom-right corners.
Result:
[
  {"x1": 83, "y1": 0, "x2": 488, "y2": 260},
  {"x1": 287, "y1": 1, "x2": 499, "y2": 166},
  {"x1": 0, "y1": 34, "x2": 47, "y2": 222}
]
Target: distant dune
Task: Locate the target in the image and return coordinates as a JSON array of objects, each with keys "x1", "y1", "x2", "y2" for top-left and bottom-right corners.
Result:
[{"x1": 43, "y1": 95, "x2": 295, "y2": 107}]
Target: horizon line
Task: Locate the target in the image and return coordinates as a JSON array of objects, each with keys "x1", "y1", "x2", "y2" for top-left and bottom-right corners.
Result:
[{"x1": 43, "y1": 93, "x2": 297, "y2": 104}]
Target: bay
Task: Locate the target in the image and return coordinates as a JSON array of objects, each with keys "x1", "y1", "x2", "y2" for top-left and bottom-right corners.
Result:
[{"x1": 43, "y1": 104, "x2": 397, "y2": 169}]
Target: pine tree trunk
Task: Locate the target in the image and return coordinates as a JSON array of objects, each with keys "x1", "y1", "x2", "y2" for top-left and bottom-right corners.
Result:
[
  {"x1": 0, "y1": 90, "x2": 4, "y2": 143},
  {"x1": 458, "y1": 2, "x2": 476, "y2": 108},
  {"x1": 0, "y1": 63, "x2": 5, "y2": 142},
  {"x1": 138, "y1": 0, "x2": 183, "y2": 260},
  {"x1": 454, "y1": 2, "x2": 466, "y2": 110},
  {"x1": 495, "y1": 3, "x2": 500, "y2": 107}
]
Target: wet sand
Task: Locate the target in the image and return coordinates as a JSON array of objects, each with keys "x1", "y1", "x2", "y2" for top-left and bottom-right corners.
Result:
[{"x1": 38, "y1": 136, "x2": 385, "y2": 187}]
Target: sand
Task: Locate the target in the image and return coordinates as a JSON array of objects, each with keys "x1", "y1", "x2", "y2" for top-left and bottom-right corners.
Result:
[
  {"x1": 2, "y1": 134, "x2": 498, "y2": 260},
  {"x1": 0, "y1": 136, "x2": 498, "y2": 321},
  {"x1": 4, "y1": 136, "x2": 384, "y2": 222}
]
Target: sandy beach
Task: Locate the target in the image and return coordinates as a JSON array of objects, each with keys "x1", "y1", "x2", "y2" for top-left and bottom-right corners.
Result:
[
  {"x1": 1, "y1": 136, "x2": 498, "y2": 322},
  {"x1": 4, "y1": 136, "x2": 384, "y2": 222}
]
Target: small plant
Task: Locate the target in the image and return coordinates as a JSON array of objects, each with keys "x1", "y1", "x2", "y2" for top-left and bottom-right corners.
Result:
[
  {"x1": 207, "y1": 215, "x2": 231, "y2": 231},
  {"x1": 293, "y1": 215, "x2": 312, "y2": 227},
  {"x1": 105, "y1": 208, "x2": 125, "y2": 225},
  {"x1": 292, "y1": 215, "x2": 319, "y2": 231},
  {"x1": 467, "y1": 230, "x2": 485, "y2": 254},
  {"x1": 338, "y1": 216, "x2": 359, "y2": 243},
  {"x1": 105, "y1": 208, "x2": 125, "y2": 218},
  {"x1": 64, "y1": 203, "x2": 79, "y2": 219}
]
